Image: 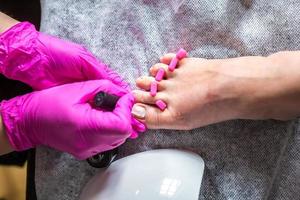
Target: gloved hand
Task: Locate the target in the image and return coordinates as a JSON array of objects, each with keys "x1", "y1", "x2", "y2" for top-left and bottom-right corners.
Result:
[
  {"x1": 0, "y1": 21, "x2": 128, "y2": 90},
  {"x1": 0, "y1": 80, "x2": 145, "y2": 160}
]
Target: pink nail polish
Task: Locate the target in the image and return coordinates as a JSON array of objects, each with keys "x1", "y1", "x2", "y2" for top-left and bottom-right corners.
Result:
[
  {"x1": 155, "y1": 68, "x2": 165, "y2": 81},
  {"x1": 176, "y1": 48, "x2": 187, "y2": 60},
  {"x1": 150, "y1": 81, "x2": 158, "y2": 96},
  {"x1": 168, "y1": 57, "x2": 178, "y2": 72},
  {"x1": 156, "y1": 99, "x2": 167, "y2": 111}
]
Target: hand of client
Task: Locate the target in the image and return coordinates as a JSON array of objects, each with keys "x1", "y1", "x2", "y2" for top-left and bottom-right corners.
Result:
[
  {"x1": 132, "y1": 51, "x2": 300, "y2": 129},
  {"x1": 0, "y1": 21, "x2": 128, "y2": 90},
  {"x1": 0, "y1": 80, "x2": 145, "y2": 159}
]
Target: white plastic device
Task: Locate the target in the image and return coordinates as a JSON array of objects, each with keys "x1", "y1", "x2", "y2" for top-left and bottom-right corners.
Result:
[{"x1": 80, "y1": 149, "x2": 205, "y2": 200}]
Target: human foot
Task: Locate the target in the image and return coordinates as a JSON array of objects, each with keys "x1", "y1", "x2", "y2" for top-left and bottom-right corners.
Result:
[
  {"x1": 132, "y1": 51, "x2": 300, "y2": 130},
  {"x1": 131, "y1": 54, "x2": 246, "y2": 130}
]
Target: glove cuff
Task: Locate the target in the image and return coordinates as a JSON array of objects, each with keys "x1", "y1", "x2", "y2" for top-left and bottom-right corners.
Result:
[
  {"x1": 0, "y1": 96, "x2": 34, "y2": 151},
  {"x1": 0, "y1": 22, "x2": 29, "y2": 73},
  {"x1": 0, "y1": 22, "x2": 45, "y2": 88}
]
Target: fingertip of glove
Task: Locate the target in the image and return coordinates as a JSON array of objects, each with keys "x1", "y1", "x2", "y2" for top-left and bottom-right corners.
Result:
[
  {"x1": 115, "y1": 92, "x2": 135, "y2": 106},
  {"x1": 132, "y1": 117, "x2": 147, "y2": 132},
  {"x1": 129, "y1": 131, "x2": 139, "y2": 139}
]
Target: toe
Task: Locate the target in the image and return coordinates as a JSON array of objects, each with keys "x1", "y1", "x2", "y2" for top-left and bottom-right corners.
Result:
[
  {"x1": 132, "y1": 90, "x2": 156, "y2": 104},
  {"x1": 131, "y1": 103, "x2": 172, "y2": 129},
  {"x1": 136, "y1": 76, "x2": 155, "y2": 90},
  {"x1": 160, "y1": 53, "x2": 176, "y2": 64},
  {"x1": 136, "y1": 76, "x2": 165, "y2": 91},
  {"x1": 132, "y1": 90, "x2": 166, "y2": 105},
  {"x1": 149, "y1": 63, "x2": 172, "y2": 78}
]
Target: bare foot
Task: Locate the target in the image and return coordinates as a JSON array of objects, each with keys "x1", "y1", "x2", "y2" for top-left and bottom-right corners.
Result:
[
  {"x1": 132, "y1": 51, "x2": 300, "y2": 130},
  {"x1": 131, "y1": 53, "x2": 246, "y2": 130}
]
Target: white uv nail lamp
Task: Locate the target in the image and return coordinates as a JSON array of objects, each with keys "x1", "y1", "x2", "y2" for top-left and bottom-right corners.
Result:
[{"x1": 79, "y1": 149, "x2": 205, "y2": 200}]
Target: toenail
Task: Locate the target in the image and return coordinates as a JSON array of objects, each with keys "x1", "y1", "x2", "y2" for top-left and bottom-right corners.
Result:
[
  {"x1": 155, "y1": 99, "x2": 167, "y2": 111},
  {"x1": 132, "y1": 104, "x2": 146, "y2": 118},
  {"x1": 150, "y1": 81, "x2": 158, "y2": 96},
  {"x1": 155, "y1": 68, "x2": 165, "y2": 81}
]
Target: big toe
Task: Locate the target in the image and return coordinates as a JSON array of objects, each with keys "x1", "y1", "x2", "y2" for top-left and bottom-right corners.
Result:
[{"x1": 131, "y1": 103, "x2": 171, "y2": 129}]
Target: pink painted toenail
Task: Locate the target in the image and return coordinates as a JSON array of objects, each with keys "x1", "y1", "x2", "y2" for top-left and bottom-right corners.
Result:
[
  {"x1": 168, "y1": 57, "x2": 178, "y2": 72},
  {"x1": 155, "y1": 68, "x2": 165, "y2": 81},
  {"x1": 176, "y1": 48, "x2": 187, "y2": 60},
  {"x1": 150, "y1": 81, "x2": 158, "y2": 96},
  {"x1": 156, "y1": 99, "x2": 167, "y2": 111}
]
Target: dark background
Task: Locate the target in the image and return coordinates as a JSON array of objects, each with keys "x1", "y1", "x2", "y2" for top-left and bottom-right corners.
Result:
[
  {"x1": 0, "y1": 1, "x2": 41, "y2": 199},
  {"x1": 0, "y1": 0, "x2": 40, "y2": 101}
]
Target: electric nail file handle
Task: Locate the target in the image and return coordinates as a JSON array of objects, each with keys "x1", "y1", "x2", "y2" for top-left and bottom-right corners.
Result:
[
  {"x1": 94, "y1": 92, "x2": 119, "y2": 111},
  {"x1": 86, "y1": 92, "x2": 119, "y2": 168}
]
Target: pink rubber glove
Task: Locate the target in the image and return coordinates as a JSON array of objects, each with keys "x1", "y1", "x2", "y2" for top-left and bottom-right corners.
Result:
[
  {"x1": 0, "y1": 80, "x2": 145, "y2": 160},
  {"x1": 0, "y1": 22, "x2": 128, "y2": 90}
]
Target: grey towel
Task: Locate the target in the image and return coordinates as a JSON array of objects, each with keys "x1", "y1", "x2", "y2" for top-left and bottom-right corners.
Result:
[{"x1": 36, "y1": 0, "x2": 300, "y2": 199}]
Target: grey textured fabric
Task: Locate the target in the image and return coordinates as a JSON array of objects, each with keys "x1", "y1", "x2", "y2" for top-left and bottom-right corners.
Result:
[{"x1": 35, "y1": 0, "x2": 300, "y2": 199}]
